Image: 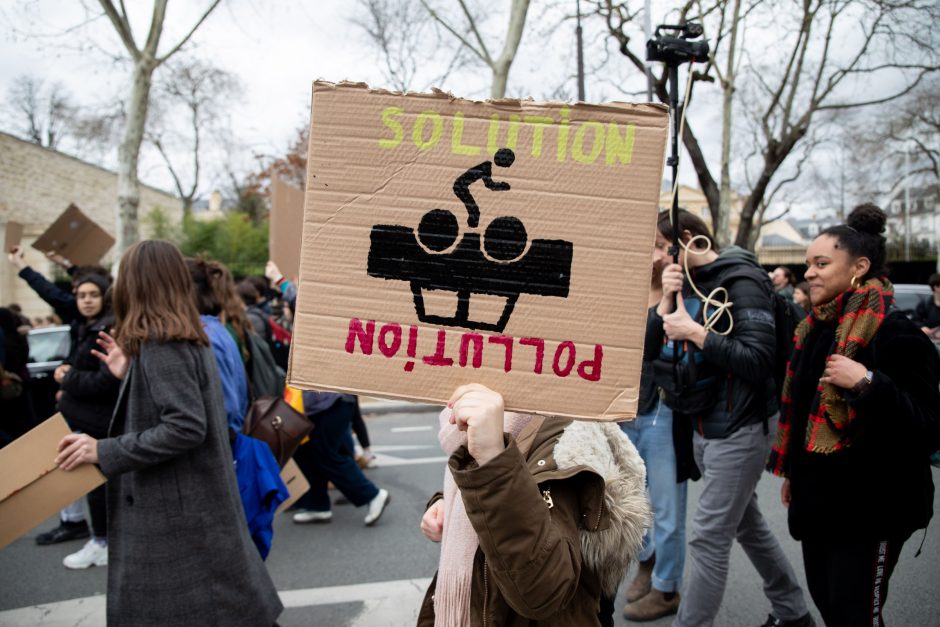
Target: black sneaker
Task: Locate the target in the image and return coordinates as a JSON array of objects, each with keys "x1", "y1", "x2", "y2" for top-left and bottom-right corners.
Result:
[
  {"x1": 761, "y1": 613, "x2": 815, "y2": 627},
  {"x1": 35, "y1": 521, "x2": 90, "y2": 545}
]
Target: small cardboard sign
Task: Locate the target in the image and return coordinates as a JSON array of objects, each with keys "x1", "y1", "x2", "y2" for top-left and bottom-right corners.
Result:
[
  {"x1": 4, "y1": 221, "x2": 24, "y2": 254},
  {"x1": 275, "y1": 458, "x2": 310, "y2": 515},
  {"x1": 270, "y1": 176, "x2": 306, "y2": 282},
  {"x1": 288, "y1": 82, "x2": 668, "y2": 421},
  {"x1": 32, "y1": 204, "x2": 115, "y2": 266},
  {"x1": 0, "y1": 414, "x2": 106, "y2": 549}
]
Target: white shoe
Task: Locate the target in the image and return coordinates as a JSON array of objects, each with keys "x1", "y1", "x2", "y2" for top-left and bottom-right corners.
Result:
[
  {"x1": 364, "y1": 489, "x2": 389, "y2": 526},
  {"x1": 292, "y1": 510, "x2": 332, "y2": 523},
  {"x1": 63, "y1": 539, "x2": 108, "y2": 569}
]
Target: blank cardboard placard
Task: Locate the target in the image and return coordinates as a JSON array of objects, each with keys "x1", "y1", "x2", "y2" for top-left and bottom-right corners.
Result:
[
  {"x1": 0, "y1": 414, "x2": 105, "y2": 550},
  {"x1": 288, "y1": 82, "x2": 668, "y2": 421},
  {"x1": 32, "y1": 204, "x2": 115, "y2": 266},
  {"x1": 4, "y1": 221, "x2": 24, "y2": 254},
  {"x1": 275, "y1": 458, "x2": 310, "y2": 515},
  {"x1": 270, "y1": 176, "x2": 306, "y2": 282}
]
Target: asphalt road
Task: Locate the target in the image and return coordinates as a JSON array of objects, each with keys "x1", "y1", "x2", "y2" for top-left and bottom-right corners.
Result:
[{"x1": 1, "y1": 408, "x2": 939, "y2": 626}]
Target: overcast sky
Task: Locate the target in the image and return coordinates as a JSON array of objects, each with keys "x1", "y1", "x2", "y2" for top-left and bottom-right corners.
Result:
[
  {"x1": 1, "y1": 1, "x2": 716, "y2": 194},
  {"x1": 0, "y1": 0, "x2": 921, "y2": 217}
]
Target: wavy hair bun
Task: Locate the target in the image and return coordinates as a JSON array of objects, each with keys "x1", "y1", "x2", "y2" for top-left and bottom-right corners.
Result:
[{"x1": 846, "y1": 203, "x2": 886, "y2": 236}]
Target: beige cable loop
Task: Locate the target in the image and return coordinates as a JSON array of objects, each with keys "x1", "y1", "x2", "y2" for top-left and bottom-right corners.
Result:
[{"x1": 680, "y1": 235, "x2": 734, "y2": 336}]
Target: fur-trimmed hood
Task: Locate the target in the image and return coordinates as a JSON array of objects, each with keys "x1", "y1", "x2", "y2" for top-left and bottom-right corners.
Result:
[{"x1": 549, "y1": 421, "x2": 651, "y2": 596}]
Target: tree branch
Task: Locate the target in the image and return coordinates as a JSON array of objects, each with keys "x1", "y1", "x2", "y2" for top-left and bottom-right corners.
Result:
[
  {"x1": 456, "y1": 0, "x2": 493, "y2": 65},
  {"x1": 816, "y1": 70, "x2": 937, "y2": 111},
  {"x1": 156, "y1": 0, "x2": 223, "y2": 65},
  {"x1": 420, "y1": 0, "x2": 489, "y2": 66},
  {"x1": 97, "y1": 0, "x2": 140, "y2": 58}
]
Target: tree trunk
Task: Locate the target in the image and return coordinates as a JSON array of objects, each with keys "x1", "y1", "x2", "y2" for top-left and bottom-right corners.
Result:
[
  {"x1": 490, "y1": 61, "x2": 509, "y2": 99},
  {"x1": 116, "y1": 60, "x2": 155, "y2": 255},
  {"x1": 488, "y1": 0, "x2": 530, "y2": 99},
  {"x1": 682, "y1": 122, "x2": 721, "y2": 226},
  {"x1": 735, "y1": 153, "x2": 781, "y2": 248}
]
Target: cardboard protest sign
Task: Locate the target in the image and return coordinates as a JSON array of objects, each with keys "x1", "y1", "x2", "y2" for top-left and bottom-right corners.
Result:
[
  {"x1": 32, "y1": 204, "x2": 115, "y2": 265},
  {"x1": 4, "y1": 221, "x2": 24, "y2": 254},
  {"x1": 288, "y1": 82, "x2": 668, "y2": 420},
  {"x1": 275, "y1": 458, "x2": 310, "y2": 515},
  {"x1": 270, "y1": 176, "x2": 306, "y2": 281},
  {"x1": 0, "y1": 414, "x2": 105, "y2": 549}
]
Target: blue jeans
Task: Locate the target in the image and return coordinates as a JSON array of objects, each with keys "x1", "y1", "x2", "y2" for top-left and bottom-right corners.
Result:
[{"x1": 620, "y1": 400, "x2": 688, "y2": 593}]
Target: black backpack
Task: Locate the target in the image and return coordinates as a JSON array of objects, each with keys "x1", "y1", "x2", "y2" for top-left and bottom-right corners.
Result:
[
  {"x1": 719, "y1": 265, "x2": 804, "y2": 404},
  {"x1": 245, "y1": 331, "x2": 286, "y2": 400},
  {"x1": 652, "y1": 293, "x2": 724, "y2": 416}
]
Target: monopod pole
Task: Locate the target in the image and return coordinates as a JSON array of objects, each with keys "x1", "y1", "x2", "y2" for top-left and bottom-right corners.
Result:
[{"x1": 667, "y1": 63, "x2": 681, "y2": 384}]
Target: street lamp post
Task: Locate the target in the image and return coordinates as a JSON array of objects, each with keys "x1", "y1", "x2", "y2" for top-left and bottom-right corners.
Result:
[
  {"x1": 904, "y1": 143, "x2": 911, "y2": 262},
  {"x1": 576, "y1": 0, "x2": 585, "y2": 102}
]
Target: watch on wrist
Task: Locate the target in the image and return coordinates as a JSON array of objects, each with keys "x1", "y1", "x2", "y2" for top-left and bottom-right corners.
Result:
[{"x1": 852, "y1": 370, "x2": 874, "y2": 394}]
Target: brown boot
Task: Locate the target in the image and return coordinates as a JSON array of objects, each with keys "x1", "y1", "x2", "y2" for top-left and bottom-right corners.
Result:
[
  {"x1": 623, "y1": 589, "x2": 680, "y2": 622},
  {"x1": 624, "y1": 556, "x2": 655, "y2": 603}
]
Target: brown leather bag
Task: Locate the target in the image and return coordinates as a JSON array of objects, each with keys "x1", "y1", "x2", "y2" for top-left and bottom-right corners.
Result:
[{"x1": 243, "y1": 396, "x2": 313, "y2": 468}]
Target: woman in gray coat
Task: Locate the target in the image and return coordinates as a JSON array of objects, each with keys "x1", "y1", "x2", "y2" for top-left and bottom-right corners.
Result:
[{"x1": 56, "y1": 240, "x2": 283, "y2": 627}]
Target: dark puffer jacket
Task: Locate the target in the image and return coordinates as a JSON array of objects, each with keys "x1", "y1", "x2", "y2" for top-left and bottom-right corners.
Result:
[
  {"x1": 647, "y1": 246, "x2": 777, "y2": 439},
  {"x1": 57, "y1": 313, "x2": 120, "y2": 438}
]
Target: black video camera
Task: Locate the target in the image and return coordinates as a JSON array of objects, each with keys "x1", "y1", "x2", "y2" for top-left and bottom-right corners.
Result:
[{"x1": 646, "y1": 23, "x2": 709, "y2": 66}]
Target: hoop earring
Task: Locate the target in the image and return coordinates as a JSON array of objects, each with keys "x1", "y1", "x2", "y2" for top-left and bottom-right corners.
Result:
[{"x1": 850, "y1": 275, "x2": 862, "y2": 290}]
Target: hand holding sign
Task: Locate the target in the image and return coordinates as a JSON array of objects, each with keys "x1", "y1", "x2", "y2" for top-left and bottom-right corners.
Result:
[
  {"x1": 448, "y1": 383, "x2": 506, "y2": 467},
  {"x1": 55, "y1": 433, "x2": 99, "y2": 470},
  {"x1": 7, "y1": 246, "x2": 26, "y2": 270}
]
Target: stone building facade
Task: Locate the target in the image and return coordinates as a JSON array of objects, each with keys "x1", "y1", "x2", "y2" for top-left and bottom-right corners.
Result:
[{"x1": 0, "y1": 131, "x2": 183, "y2": 317}]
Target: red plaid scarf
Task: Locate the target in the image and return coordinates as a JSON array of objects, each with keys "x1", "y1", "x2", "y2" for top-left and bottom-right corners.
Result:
[{"x1": 768, "y1": 278, "x2": 893, "y2": 476}]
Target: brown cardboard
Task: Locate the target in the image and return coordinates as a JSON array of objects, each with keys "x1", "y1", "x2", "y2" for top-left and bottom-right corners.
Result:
[
  {"x1": 270, "y1": 176, "x2": 306, "y2": 282},
  {"x1": 0, "y1": 414, "x2": 105, "y2": 549},
  {"x1": 288, "y1": 82, "x2": 668, "y2": 421},
  {"x1": 275, "y1": 458, "x2": 310, "y2": 514},
  {"x1": 31, "y1": 204, "x2": 115, "y2": 265},
  {"x1": 4, "y1": 221, "x2": 24, "y2": 254}
]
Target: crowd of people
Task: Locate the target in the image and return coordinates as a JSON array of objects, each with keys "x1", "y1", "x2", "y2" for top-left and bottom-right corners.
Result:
[{"x1": 1, "y1": 201, "x2": 938, "y2": 627}]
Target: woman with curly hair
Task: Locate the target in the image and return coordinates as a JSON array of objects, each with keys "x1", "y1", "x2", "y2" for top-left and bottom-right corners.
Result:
[{"x1": 768, "y1": 204, "x2": 940, "y2": 626}]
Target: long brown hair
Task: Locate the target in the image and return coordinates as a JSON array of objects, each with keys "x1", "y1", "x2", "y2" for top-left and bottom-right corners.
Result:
[
  {"x1": 113, "y1": 240, "x2": 209, "y2": 357},
  {"x1": 186, "y1": 257, "x2": 253, "y2": 351},
  {"x1": 210, "y1": 260, "x2": 253, "y2": 348}
]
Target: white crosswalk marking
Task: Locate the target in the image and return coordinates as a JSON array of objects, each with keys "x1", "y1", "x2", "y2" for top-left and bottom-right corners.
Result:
[
  {"x1": 370, "y1": 444, "x2": 447, "y2": 466},
  {"x1": 0, "y1": 578, "x2": 433, "y2": 626},
  {"x1": 389, "y1": 426, "x2": 433, "y2": 433}
]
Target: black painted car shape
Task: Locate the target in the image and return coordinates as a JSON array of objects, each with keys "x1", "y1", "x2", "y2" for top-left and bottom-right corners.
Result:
[{"x1": 367, "y1": 149, "x2": 573, "y2": 332}]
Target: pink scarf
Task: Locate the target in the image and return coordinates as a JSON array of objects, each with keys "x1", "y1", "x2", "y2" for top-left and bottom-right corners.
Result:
[{"x1": 434, "y1": 409, "x2": 532, "y2": 627}]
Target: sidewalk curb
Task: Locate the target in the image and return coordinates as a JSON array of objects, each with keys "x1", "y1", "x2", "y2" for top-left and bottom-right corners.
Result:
[{"x1": 359, "y1": 401, "x2": 442, "y2": 416}]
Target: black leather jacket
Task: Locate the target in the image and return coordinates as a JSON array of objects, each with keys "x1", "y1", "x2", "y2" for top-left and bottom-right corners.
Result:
[{"x1": 647, "y1": 248, "x2": 777, "y2": 439}]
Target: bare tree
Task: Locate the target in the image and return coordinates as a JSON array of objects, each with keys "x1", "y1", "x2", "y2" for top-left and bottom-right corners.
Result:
[
  {"x1": 4, "y1": 74, "x2": 75, "y2": 149},
  {"x1": 146, "y1": 59, "x2": 240, "y2": 216},
  {"x1": 842, "y1": 77, "x2": 940, "y2": 202},
  {"x1": 419, "y1": 0, "x2": 532, "y2": 99},
  {"x1": 97, "y1": 0, "x2": 223, "y2": 255},
  {"x1": 352, "y1": 0, "x2": 468, "y2": 92},
  {"x1": 599, "y1": 0, "x2": 940, "y2": 249}
]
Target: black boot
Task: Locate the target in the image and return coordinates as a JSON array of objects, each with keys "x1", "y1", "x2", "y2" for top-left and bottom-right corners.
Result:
[{"x1": 35, "y1": 520, "x2": 90, "y2": 545}]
